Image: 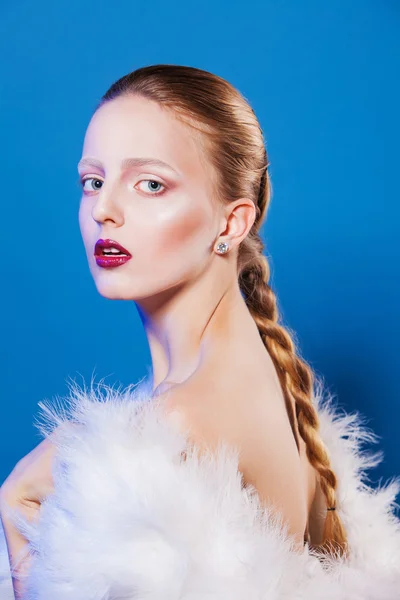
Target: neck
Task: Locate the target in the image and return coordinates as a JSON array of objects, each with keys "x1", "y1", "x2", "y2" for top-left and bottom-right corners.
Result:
[{"x1": 135, "y1": 265, "x2": 257, "y2": 393}]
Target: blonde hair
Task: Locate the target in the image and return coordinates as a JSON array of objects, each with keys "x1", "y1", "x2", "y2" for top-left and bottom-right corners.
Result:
[{"x1": 96, "y1": 64, "x2": 349, "y2": 558}]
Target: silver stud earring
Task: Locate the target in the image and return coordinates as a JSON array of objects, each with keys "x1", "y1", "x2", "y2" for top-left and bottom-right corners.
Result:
[{"x1": 215, "y1": 241, "x2": 229, "y2": 254}]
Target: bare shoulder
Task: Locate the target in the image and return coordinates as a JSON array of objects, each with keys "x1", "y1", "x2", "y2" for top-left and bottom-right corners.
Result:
[
  {"x1": 152, "y1": 374, "x2": 218, "y2": 452},
  {"x1": 155, "y1": 364, "x2": 309, "y2": 547},
  {"x1": 153, "y1": 362, "x2": 297, "y2": 462}
]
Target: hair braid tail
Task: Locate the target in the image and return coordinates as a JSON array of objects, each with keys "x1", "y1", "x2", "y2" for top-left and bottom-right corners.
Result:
[{"x1": 239, "y1": 251, "x2": 349, "y2": 559}]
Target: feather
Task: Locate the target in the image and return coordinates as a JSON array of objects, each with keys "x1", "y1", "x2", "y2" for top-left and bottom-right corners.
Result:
[{"x1": 0, "y1": 374, "x2": 399, "y2": 599}]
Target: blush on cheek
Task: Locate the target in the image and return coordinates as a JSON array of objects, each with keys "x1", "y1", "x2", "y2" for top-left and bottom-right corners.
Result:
[
  {"x1": 135, "y1": 210, "x2": 210, "y2": 292},
  {"x1": 156, "y1": 208, "x2": 209, "y2": 253}
]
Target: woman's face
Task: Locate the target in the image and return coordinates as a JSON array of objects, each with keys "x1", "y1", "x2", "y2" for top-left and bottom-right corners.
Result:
[{"x1": 78, "y1": 95, "x2": 222, "y2": 302}]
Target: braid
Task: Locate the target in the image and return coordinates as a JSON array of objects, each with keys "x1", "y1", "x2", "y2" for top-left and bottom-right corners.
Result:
[{"x1": 239, "y1": 243, "x2": 349, "y2": 559}]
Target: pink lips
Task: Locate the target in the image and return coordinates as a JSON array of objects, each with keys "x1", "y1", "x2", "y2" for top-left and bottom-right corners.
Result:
[{"x1": 94, "y1": 238, "x2": 132, "y2": 269}]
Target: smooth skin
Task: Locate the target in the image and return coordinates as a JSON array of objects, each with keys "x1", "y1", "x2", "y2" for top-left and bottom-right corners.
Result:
[{"x1": 1, "y1": 96, "x2": 325, "y2": 598}]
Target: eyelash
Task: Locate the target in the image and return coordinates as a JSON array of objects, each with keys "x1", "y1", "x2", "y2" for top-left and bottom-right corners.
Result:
[{"x1": 78, "y1": 176, "x2": 167, "y2": 197}]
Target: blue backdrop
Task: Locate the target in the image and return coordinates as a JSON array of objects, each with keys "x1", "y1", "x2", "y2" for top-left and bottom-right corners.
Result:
[{"x1": 0, "y1": 1, "x2": 399, "y2": 498}]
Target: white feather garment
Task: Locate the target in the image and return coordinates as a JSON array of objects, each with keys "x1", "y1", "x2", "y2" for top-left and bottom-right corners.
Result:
[{"x1": 0, "y1": 375, "x2": 399, "y2": 599}]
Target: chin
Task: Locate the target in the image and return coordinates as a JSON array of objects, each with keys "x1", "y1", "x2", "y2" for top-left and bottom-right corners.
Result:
[
  {"x1": 91, "y1": 266, "x2": 185, "y2": 303},
  {"x1": 92, "y1": 276, "x2": 137, "y2": 300},
  {"x1": 95, "y1": 281, "x2": 139, "y2": 300},
  {"x1": 93, "y1": 277, "x2": 157, "y2": 302}
]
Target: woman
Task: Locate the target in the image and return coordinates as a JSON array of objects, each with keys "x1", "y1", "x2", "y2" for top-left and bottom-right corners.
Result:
[{"x1": 1, "y1": 64, "x2": 399, "y2": 599}]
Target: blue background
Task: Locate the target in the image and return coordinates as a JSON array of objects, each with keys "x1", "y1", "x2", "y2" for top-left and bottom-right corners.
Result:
[{"x1": 0, "y1": 1, "x2": 399, "y2": 499}]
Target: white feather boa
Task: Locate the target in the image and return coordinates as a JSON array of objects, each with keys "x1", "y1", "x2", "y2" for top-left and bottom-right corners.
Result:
[{"x1": 1, "y1": 375, "x2": 399, "y2": 599}]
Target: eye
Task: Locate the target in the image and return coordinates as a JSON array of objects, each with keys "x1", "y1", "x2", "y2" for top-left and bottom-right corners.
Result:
[
  {"x1": 79, "y1": 176, "x2": 103, "y2": 192},
  {"x1": 136, "y1": 179, "x2": 166, "y2": 196}
]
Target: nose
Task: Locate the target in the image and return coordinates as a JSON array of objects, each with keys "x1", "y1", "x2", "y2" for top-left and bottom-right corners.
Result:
[{"x1": 91, "y1": 186, "x2": 124, "y2": 227}]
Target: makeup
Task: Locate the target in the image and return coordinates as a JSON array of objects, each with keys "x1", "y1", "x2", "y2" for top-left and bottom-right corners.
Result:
[
  {"x1": 95, "y1": 254, "x2": 132, "y2": 268},
  {"x1": 94, "y1": 238, "x2": 132, "y2": 268}
]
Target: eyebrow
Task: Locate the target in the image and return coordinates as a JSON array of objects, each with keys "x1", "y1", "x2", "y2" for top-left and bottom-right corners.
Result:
[{"x1": 77, "y1": 156, "x2": 180, "y2": 175}]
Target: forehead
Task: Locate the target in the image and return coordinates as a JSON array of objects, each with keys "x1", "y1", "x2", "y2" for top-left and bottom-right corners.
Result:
[{"x1": 82, "y1": 95, "x2": 208, "y2": 180}]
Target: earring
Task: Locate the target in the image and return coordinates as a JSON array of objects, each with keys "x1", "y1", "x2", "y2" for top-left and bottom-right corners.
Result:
[{"x1": 215, "y1": 241, "x2": 229, "y2": 254}]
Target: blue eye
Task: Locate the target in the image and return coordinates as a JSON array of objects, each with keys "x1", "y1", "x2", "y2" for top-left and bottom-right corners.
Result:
[
  {"x1": 137, "y1": 179, "x2": 166, "y2": 196},
  {"x1": 79, "y1": 177, "x2": 103, "y2": 192}
]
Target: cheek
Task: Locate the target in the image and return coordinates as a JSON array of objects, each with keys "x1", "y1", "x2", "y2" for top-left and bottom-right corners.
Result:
[
  {"x1": 159, "y1": 211, "x2": 204, "y2": 249},
  {"x1": 135, "y1": 200, "x2": 212, "y2": 276},
  {"x1": 154, "y1": 202, "x2": 211, "y2": 256},
  {"x1": 78, "y1": 202, "x2": 92, "y2": 252}
]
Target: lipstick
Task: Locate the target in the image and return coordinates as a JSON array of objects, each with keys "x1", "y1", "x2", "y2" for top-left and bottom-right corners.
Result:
[{"x1": 94, "y1": 238, "x2": 132, "y2": 268}]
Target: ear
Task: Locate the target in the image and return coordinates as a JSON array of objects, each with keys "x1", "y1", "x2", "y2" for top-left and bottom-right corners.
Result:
[{"x1": 217, "y1": 199, "x2": 256, "y2": 250}]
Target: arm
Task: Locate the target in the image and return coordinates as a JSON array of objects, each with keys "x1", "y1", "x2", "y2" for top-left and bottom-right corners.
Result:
[
  {"x1": 0, "y1": 435, "x2": 57, "y2": 599},
  {"x1": 0, "y1": 485, "x2": 37, "y2": 599}
]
